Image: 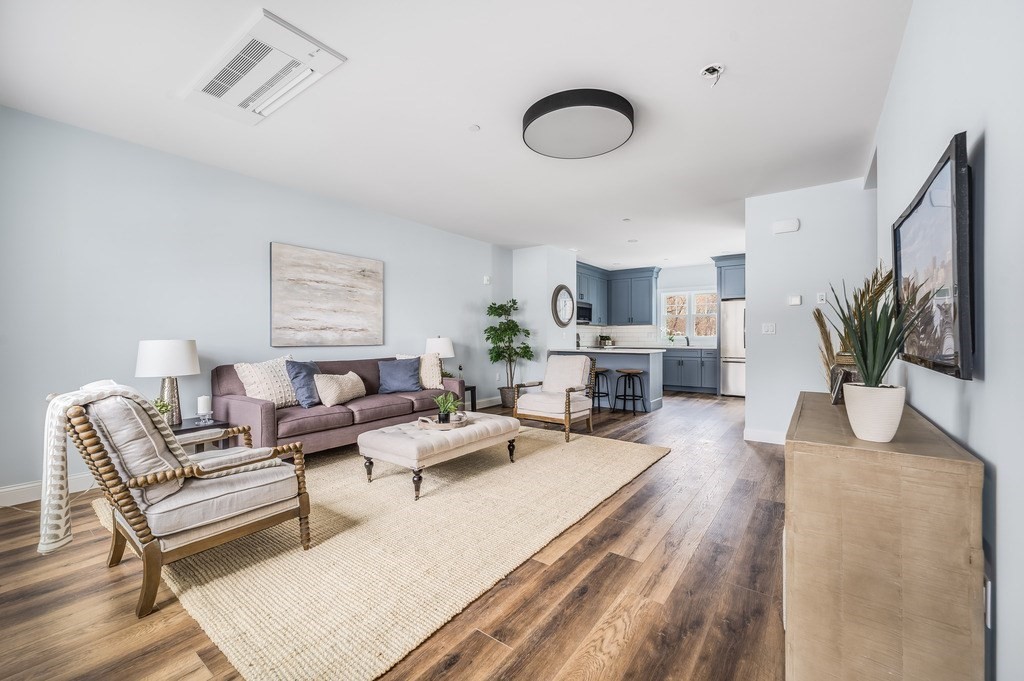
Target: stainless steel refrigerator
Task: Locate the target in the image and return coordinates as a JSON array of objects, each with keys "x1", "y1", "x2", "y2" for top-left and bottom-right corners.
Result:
[{"x1": 720, "y1": 299, "x2": 746, "y2": 397}]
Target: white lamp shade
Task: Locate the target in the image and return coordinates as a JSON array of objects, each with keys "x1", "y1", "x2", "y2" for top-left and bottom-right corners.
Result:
[
  {"x1": 424, "y1": 337, "x2": 455, "y2": 359},
  {"x1": 135, "y1": 340, "x2": 200, "y2": 377}
]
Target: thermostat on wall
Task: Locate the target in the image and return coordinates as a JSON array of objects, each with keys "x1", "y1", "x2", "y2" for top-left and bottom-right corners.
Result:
[{"x1": 772, "y1": 218, "x2": 801, "y2": 235}]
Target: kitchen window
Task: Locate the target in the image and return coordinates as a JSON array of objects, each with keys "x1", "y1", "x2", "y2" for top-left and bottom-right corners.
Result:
[{"x1": 662, "y1": 290, "x2": 719, "y2": 340}]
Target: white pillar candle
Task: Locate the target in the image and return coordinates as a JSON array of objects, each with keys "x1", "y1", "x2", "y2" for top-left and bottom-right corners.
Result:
[{"x1": 197, "y1": 395, "x2": 212, "y2": 414}]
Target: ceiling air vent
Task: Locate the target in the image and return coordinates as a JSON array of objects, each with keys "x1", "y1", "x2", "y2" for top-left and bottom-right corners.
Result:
[{"x1": 185, "y1": 10, "x2": 346, "y2": 125}]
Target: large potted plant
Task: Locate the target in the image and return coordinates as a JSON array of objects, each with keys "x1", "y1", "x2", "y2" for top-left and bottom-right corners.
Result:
[
  {"x1": 484, "y1": 299, "x2": 535, "y2": 408},
  {"x1": 826, "y1": 266, "x2": 933, "y2": 442}
]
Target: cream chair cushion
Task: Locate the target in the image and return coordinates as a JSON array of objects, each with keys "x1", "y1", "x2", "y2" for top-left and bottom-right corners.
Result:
[
  {"x1": 143, "y1": 464, "x2": 298, "y2": 538},
  {"x1": 516, "y1": 391, "x2": 592, "y2": 419},
  {"x1": 542, "y1": 355, "x2": 591, "y2": 393},
  {"x1": 156, "y1": 499, "x2": 299, "y2": 552},
  {"x1": 88, "y1": 396, "x2": 185, "y2": 506}
]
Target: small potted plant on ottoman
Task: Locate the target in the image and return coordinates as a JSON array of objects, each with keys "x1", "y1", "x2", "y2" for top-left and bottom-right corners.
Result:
[{"x1": 433, "y1": 391, "x2": 463, "y2": 424}]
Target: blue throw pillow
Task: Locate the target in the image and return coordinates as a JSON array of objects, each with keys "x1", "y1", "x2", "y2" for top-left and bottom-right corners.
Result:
[
  {"x1": 285, "y1": 360, "x2": 321, "y2": 408},
  {"x1": 378, "y1": 358, "x2": 422, "y2": 394}
]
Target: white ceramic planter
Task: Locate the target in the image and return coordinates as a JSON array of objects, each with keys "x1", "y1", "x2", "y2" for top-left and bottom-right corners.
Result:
[{"x1": 843, "y1": 383, "x2": 906, "y2": 443}]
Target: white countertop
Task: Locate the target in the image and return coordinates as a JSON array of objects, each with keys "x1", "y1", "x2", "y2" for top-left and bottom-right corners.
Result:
[{"x1": 554, "y1": 347, "x2": 666, "y2": 355}]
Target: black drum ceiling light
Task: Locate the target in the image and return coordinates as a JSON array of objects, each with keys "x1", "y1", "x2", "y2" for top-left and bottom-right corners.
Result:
[{"x1": 523, "y1": 89, "x2": 634, "y2": 159}]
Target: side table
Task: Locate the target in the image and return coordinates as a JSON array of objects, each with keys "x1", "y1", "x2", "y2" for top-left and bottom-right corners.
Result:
[
  {"x1": 464, "y1": 385, "x2": 477, "y2": 412},
  {"x1": 171, "y1": 418, "x2": 243, "y2": 452}
]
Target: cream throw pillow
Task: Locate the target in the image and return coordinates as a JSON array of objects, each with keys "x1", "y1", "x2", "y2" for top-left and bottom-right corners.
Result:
[
  {"x1": 315, "y1": 372, "x2": 366, "y2": 407},
  {"x1": 396, "y1": 352, "x2": 444, "y2": 390},
  {"x1": 234, "y1": 356, "x2": 299, "y2": 408}
]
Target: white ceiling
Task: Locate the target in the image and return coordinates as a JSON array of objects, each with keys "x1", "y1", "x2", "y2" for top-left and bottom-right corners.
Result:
[{"x1": 0, "y1": 0, "x2": 911, "y2": 269}]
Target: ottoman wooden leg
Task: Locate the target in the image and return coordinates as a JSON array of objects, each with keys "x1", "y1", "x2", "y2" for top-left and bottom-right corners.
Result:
[
  {"x1": 412, "y1": 468, "x2": 423, "y2": 500},
  {"x1": 363, "y1": 456, "x2": 374, "y2": 482},
  {"x1": 508, "y1": 439, "x2": 516, "y2": 463}
]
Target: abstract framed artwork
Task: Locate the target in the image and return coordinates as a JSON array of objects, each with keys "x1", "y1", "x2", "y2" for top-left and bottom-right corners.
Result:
[{"x1": 270, "y1": 242, "x2": 384, "y2": 347}]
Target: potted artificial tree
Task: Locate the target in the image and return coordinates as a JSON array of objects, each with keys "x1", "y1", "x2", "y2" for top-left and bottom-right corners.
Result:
[
  {"x1": 484, "y1": 299, "x2": 535, "y2": 408},
  {"x1": 826, "y1": 265, "x2": 933, "y2": 442}
]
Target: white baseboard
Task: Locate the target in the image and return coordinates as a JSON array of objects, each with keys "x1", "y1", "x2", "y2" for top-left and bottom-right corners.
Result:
[
  {"x1": 0, "y1": 472, "x2": 96, "y2": 507},
  {"x1": 743, "y1": 428, "x2": 786, "y2": 445},
  {"x1": 475, "y1": 396, "x2": 502, "y2": 409}
]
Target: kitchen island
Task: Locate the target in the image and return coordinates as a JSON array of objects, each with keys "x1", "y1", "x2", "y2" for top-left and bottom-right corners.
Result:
[{"x1": 549, "y1": 347, "x2": 665, "y2": 411}]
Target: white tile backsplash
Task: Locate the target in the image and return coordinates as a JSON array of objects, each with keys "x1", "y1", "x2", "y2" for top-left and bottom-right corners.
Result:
[{"x1": 578, "y1": 325, "x2": 716, "y2": 349}]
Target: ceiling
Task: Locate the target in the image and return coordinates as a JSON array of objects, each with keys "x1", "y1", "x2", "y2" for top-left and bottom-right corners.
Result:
[{"x1": 0, "y1": 0, "x2": 911, "y2": 269}]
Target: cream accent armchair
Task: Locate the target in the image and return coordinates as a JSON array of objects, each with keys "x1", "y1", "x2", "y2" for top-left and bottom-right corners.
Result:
[
  {"x1": 66, "y1": 395, "x2": 310, "y2": 617},
  {"x1": 513, "y1": 355, "x2": 596, "y2": 441}
]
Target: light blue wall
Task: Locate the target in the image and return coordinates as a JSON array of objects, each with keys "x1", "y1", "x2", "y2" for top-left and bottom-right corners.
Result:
[
  {"x1": 745, "y1": 179, "x2": 877, "y2": 443},
  {"x1": 874, "y1": 1, "x2": 1023, "y2": 675},
  {"x1": 0, "y1": 106, "x2": 513, "y2": 488},
  {"x1": 512, "y1": 246, "x2": 577, "y2": 385}
]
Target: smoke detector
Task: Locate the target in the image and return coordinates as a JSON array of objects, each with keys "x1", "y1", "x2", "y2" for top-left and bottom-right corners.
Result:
[
  {"x1": 700, "y1": 63, "x2": 725, "y2": 87},
  {"x1": 185, "y1": 10, "x2": 346, "y2": 124}
]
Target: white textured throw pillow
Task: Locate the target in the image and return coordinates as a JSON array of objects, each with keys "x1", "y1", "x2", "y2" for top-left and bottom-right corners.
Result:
[
  {"x1": 396, "y1": 352, "x2": 444, "y2": 390},
  {"x1": 234, "y1": 356, "x2": 299, "y2": 408},
  {"x1": 315, "y1": 372, "x2": 366, "y2": 407}
]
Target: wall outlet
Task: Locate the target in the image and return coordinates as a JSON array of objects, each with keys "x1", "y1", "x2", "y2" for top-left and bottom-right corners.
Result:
[
  {"x1": 816, "y1": 292, "x2": 827, "y2": 304},
  {"x1": 496, "y1": 372, "x2": 502, "y2": 383},
  {"x1": 761, "y1": 322, "x2": 777, "y2": 335}
]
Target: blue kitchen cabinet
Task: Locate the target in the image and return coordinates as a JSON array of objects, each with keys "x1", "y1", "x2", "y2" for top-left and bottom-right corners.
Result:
[
  {"x1": 629, "y1": 276, "x2": 654, "y2": 325},
  {"x1": 606, "y1": 268, "x2": 659, "y2": 326},
  {"x1": 578, "y1": 264, "x2": 657, "y2": 327},
  {"x1": 700, "y1": 350, "x2": 719, "y2": 389},
  {"x1": 592, "y1": 278, "x2": 607, "y2": 325},
  {"x1": 608, "y1": 279, "x2": 632, "y2": 325},
  {"x1": 712, "y1": 254, "x2": 746, "y2": 300},
  {"x1": 664, "y1": 348, "x2": 719, "y2": 393}
]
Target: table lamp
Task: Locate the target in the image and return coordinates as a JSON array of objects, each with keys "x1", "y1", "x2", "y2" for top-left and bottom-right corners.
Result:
[
  {"x1": 135, "y1": 339, "x2": 200, "y2": 426},
  {"x1": 425, "y1": 336, "x2": 455, "y2": 375}
]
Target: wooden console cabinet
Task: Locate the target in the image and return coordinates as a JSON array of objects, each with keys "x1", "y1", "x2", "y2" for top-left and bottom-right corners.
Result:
[{"x1": 784, "y1": 392, "x2": 985, "y2": 680}]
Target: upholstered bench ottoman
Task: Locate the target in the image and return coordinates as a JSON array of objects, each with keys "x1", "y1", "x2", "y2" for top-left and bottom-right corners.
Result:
[{"x1": 356, "y1": 412, "x2": 521, "y2": 499}]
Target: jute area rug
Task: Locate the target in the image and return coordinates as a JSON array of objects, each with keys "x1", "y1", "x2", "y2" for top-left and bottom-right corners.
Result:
[{"x1": 94, "y1": 426, "x2": 669, "y2": 680}]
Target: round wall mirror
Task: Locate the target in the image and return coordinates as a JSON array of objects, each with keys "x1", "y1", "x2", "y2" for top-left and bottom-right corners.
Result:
[{"x1": 551, "y1": 284, "x2": 575, "y2": 327}]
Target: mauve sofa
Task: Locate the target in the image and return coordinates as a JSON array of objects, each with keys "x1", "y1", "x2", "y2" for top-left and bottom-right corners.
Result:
[{"x1": 211, "y1": 358, "x2": 466, "y2": 454}]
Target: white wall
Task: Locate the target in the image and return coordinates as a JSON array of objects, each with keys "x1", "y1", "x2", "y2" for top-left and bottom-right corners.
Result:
[
  {"x1": 874, "y1": 1, "x2": 1024, "y2": 675},
  {"x1": 658, "y1": 264, "x2": 716, "y2": 291},
  {"x1": 745, "y1": 178, "x2": 877, "y2": 443},
  {"x1": 0, "y1": 106, "x2": 513, "y2": 490},
  {"x1": 511, "y1": 246, "x2": 577, "y2": 384}
]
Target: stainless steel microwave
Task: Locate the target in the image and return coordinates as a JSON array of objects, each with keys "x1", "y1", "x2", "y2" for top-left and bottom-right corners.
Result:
[{"x1": 576, "y1": 302, "x2": 592, "y2": 325}]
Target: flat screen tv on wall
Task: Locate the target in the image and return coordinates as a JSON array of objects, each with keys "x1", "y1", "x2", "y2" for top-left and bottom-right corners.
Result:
[{"x1": 892, "y1": 131, "x2": 973, "y2": 379}]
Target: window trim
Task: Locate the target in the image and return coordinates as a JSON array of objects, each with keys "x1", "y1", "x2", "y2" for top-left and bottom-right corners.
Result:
[{"x1": 660, "y1": 288, "x2": 719, "y2": 341}]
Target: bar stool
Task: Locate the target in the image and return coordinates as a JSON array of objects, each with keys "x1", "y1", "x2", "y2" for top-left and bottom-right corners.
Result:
[
  {"x1": 592, "y1": 367, "x2": 610, "y2": 413},
  {"x1": 614, "y1": 369, "x2": 648, "y2": 415}
]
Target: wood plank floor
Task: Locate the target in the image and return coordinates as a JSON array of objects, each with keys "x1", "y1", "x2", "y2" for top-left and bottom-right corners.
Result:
[{"x1": 0, "y1": 392, "x2": 784, "y2": 680}]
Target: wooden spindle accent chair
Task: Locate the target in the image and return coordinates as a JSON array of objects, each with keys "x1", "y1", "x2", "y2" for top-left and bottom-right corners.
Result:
[
  {"x1": 513, "y1": 355, "x2": 596, "y2": 441},
  {"x1": 66, "y1": 396, "x2": 310, "y2": 617}
]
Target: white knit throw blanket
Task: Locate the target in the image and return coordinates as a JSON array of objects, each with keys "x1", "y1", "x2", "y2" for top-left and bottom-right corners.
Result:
[{"x1": 40, "y1": 381, "x2": 195, "y2": 554}]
